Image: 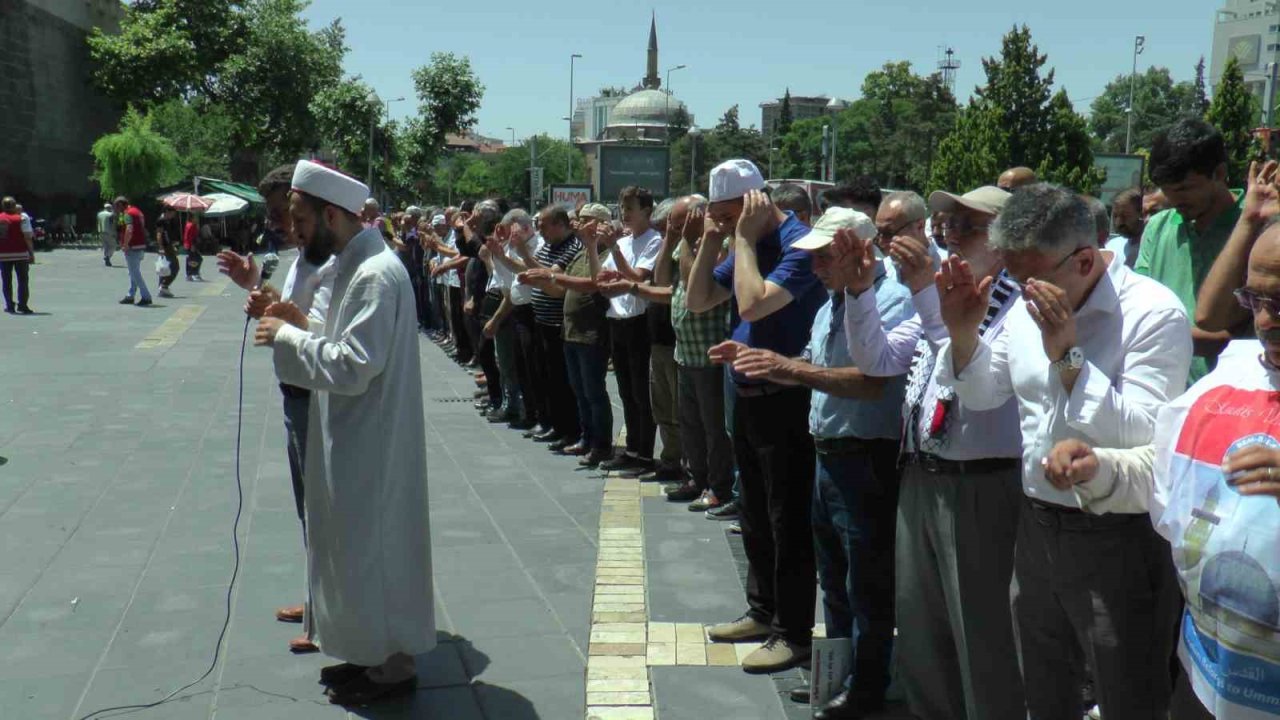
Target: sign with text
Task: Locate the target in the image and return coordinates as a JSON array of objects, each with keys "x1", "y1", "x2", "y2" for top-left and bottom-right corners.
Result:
[
  {"x1": 1095, "y1": 153, "x2": 1145, "y2": 206},
  {"x1": 530, "y1": 167, "x2": 545, "y2": 205},
  {"x1": 550, "y1": 185, "x2": 593, "y2": 210},
  {"x1": 596, "y1": 145, "x2": 670, "y2": 201}
]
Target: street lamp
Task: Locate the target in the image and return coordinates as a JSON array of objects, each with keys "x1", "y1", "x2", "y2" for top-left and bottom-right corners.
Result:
[
  {"x1": 506, "y1": 127, "x2": 516, "y2": 147},
  {"x1": 665, "y1": 64, "x2": 686, "y2": 142},
  {"x1": 1124, "y1": 35, "x2": 1145, "y2": 154},
  {"x1": 569, "y1": 53, "x2": 582, "y2": 181},
  {"x1": 367, "y1": 94, "x2": 404, "y2": 193},
  {"x1": 688, "y1": 125, "x2": 701, "y2": 192}
]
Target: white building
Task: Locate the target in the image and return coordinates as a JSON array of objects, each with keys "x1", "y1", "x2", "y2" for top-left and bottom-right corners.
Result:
[{"x1": 1211, "y1": 0, "x2": 1280, "y2": 104}]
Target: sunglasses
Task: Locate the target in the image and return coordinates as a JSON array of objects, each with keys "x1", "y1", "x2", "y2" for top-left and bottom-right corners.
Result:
[
  {"x1": 876, "y1": 218, "x2": 919, "y2": 241},
  {"x1": 941, "y1": 218, "x2": 991, "y2": 236},
  {"x1": 1235, "y1": 288, "x2": 1280, "y2": 315}
]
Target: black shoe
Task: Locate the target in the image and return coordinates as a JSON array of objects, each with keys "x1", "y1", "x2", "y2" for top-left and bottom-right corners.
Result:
[
  {"x1": 790, "y1": 686, "x2": 811, "y2": 704},
  {"x1": 119, "y1": 296, "x2": 134, "y2": 305},
  {"x1": 16, "y1": 306, "x2": 32, "y2": 315},
  {"x1": 104, "y1": 259, "x2": 111, "y2": 267},
  {"x1": 706, "y1": 499, "x2": 740, "y2": 521},
  {"x1": 579, "y1": 448, "x2": 612, "y2": 467},
  {"x1": 636, "y1": 466, "x2": 682, "y2": 483},
  {"x1": 137, "y1": 298, "x2": 153, "y2": 307},
  {"x1": 814, "y1": 690, "x2": 881, "y2": 720},
  {"x1": 487, "y1": 410, "x2": 516, "y2": 424},
  {"x1": 319, "y1": 662, "x2": 370, "y2": 687},
  {"x1": 665, "y1": 482, "x2": 701, "y2": 503},
  {"x1": 508, "y1": 418, "x2": 536, "y2": 431},
  {"x1": 522, "y1": 428, "x2": 544, "y2": 439},
  {"x1": 599, "y1": 454, "x2": 642, "y2": 472},
  {"x1": 2, "y1": 306, "x2": 13, "y2": 314},
  {"x1": 559, "y1": 441, "x2": 590, "y2": 456},
  {"x1": 533, "y1": 429, "x2": 561, "y2": 443},
  {"x1": 549, "y1": 436, "x2": 581, "y2": 453}
]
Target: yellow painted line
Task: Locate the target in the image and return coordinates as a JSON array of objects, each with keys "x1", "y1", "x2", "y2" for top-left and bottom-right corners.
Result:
[
  {"x1": 198, "y1": 278, "x2": 231, "y2": 296},
  {"x1": 135, "y1": 304, "x2": 205, "y2": 350}
]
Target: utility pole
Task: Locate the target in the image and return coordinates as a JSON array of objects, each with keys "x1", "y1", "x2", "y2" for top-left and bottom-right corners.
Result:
[
  {"x1": 569, "y1": 54, "x2": 582, "y2": 182},
  {"x1": 830, "y1": 124, "x2": 839, "y2": 183},
  {"x1": 530, "y1": 135, "x2": 537, "y2": 207},
  {"x1": 820, "y1": 124, "x2": 830, "y2": 182},
  {"x1": 1125, "y1": 35, "x2": 1145, "y2": 154}
]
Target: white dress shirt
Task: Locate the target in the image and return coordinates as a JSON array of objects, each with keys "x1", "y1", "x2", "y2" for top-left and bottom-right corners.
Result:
[
  {"x1": 506, "y1": 234, "x2": 543, "y2": 306},
  {"x1": 937, "y1": 253, "x2": 1193, "y2": 507},
  {"x1": 602, "y1": 228, "x2": 662, "y2": 319},
  {"x1": 280, "y1": 253, "x2": 337, "y2": 332},
  {"x1": 844, "y1": 282, "x2": 1023, "y2": 460}
]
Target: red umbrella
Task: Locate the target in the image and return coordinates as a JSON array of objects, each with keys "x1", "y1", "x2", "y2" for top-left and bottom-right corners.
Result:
[{"x1": 163, "y1": 192, "x2": 213, "y2": 212}]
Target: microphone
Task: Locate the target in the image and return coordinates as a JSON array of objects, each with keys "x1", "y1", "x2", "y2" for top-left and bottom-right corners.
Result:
[{"x1": 258, "y1": 253, "x2": 280, "y2": 288}]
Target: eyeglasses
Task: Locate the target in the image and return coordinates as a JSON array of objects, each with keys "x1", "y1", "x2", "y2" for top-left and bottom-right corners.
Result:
[
  {"x1": 1235, "y1": 288, "x2": 1280, "y2": 315},
  {"x1": 1050, "y1": 246, "x2": 1090, "y2": 272},
  {"x1": 876, "y1": 218, "x2": 919, "y2": 241},
  {"x1": 941, "y1": 218, "x2": 991, "y2": 236}
]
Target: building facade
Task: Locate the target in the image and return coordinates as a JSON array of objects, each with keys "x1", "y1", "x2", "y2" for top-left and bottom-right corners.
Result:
[
  {"x1": 1211, "y1": 0, "x2": 1280, "y2": 104},
  {"x1": 760, "y1": 95, "x2": 850, "y2": 139},
  {"x1": 0, "y1": 0, "x2": 124, "y2": 228}
]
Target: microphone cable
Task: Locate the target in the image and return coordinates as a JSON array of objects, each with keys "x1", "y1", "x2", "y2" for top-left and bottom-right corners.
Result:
[{"x1": 76, "y1": 314, "x2": 251, "y2": 719}]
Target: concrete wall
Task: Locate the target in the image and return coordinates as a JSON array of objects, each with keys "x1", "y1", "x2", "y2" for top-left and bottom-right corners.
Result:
[{"x1": 0, "y1": 0, "x2": 124, "y2": 229}]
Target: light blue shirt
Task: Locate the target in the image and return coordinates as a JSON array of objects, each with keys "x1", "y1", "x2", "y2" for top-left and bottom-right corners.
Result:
[{"x1": 806, "y1": 273, "x2": 913, "y2": 440}]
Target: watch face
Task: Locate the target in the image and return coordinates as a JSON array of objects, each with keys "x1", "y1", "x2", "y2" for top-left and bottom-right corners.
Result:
[{"x1": 1069, "y1": 347, "x2": 1084, "y2": 368}]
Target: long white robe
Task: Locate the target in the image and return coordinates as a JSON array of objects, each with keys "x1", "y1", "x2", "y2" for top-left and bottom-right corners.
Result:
[{"x1": 272, "y1": 227, "x2": 434, "y2": 665}]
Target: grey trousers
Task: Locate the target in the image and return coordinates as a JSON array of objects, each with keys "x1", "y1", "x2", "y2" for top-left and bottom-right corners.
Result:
[
  {"x1": 493, "y1": 320, "x2": 521, "y2": 416},
  {"x1": 895, "y1": 462, "x2": 1026, "y2": 720},
  {"x1": 1014, "y1": 497, "x2": 1180, "y2": 720},
  {"x1": 650, "y1": 344, "x2": 681, "y2": 467},
  {"x1": 281, "y1": 391, "x2": 309, "y2": 531},
  {"x1": 677, "y1": 364, "x2": 733, "y2": 501}
]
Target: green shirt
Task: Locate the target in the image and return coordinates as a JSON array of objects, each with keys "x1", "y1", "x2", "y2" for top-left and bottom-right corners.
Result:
[
  {"x1": 561, "y1": 250, "x2": 609, "y2": 346},
  {"x1": 1135, "y1": 192, "x2": 1243, "y2": 384},
  {"x1": 671, "y1": 242, "x2": 729, "y2": 368}
]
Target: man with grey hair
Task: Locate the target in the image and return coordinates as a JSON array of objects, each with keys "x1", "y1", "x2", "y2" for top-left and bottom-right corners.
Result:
[
  {"x1": 875, "y1": 191, "x2": 944, "y2": 277},
  {"x1": 772, "y1": 183, "x2": 813, "y2": 226},
  {"x1": 485, "y1": 208, "x2": 544, "y2": 430},
  {"x1": 97, "y1": 203, "x2": 115, "y2": 266},
  {"x1": 936, "y1": 182, "x2": 1193, "y2": 718}
]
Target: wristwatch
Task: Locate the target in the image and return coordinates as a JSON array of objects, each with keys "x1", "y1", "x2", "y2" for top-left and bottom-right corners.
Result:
[{"x1": 1051, "y1": 346, "x2": 1085, "y2": 374}]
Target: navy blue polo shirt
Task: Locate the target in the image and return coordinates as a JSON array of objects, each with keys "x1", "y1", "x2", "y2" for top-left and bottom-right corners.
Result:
[{"x1": 713, "y1": 211, "x2": 825, "y2": 385}]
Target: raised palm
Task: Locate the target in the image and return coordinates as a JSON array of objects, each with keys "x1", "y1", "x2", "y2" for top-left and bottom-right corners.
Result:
[
  {"x1": 936, "y1": 256, "x2": 991, "y2": 336},
  {"x1": 1245, "y1": 160, "x2": 1280, "y2": 223}
]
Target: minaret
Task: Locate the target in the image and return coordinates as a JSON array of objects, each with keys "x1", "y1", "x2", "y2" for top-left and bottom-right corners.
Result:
[{"x1": 643, "y1": 12, "x2": 660, "y2": 90}]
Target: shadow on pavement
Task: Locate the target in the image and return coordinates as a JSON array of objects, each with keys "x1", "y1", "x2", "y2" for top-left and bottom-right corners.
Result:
[{"x1": 352, "y1": 632, "x2": 540, "y2": 720}]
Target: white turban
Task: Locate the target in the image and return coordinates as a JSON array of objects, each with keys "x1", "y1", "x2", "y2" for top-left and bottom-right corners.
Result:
[{"x1": 290, "y1": 160, "x2": 369, "y2": 215}]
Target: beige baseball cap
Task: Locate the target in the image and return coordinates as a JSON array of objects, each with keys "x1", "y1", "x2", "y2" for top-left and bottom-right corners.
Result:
[
  {"x1": 793, "y1": 207, "x2": 877, "y2": 252},
  {"x1": 927, "y1": 185, "x2": 1010, "y2": 215},
  {"x1": 578, "y1": 203, "x2": 612, "y2": 222}
]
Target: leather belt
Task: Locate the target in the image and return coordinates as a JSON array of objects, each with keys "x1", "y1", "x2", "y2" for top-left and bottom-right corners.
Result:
[
  {"x1": 1024, "y1": 497, "x2": 1147, "y2": 530},
  {"x1": 905, "y1": 453, "x2": 1019, "y2": 475},
  {"x1": 735, "y1": 383, "x2": 789, "y2": 398},
  {"x1": 813, "y1": 436, "x2": 874, "y2": 455},
  {"x1": 279, "y1": 383, "x2": 310, "y2": 399}
]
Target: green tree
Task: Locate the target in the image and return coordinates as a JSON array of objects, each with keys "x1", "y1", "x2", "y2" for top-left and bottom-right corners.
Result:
[
  {"x1": 1194, "y1": 56, "x2": 1210, "y2": 116},
  {"x1": 1206, "y1": 55, "x2": 1259, "y2": 184},
  {"x1": 777, "y1": 89, "x2": 794, "y2": 136},
  {"x1": 929, "y1": 25, "x2": 1100, "y2": 193},
  {"x1": 1088, "y1": 67, "x2": 1196, "y2": 153},
  {"x1": 311, "y1": 77, "x2": 396, "y2": 188},
  {"x1": 87, "y1": 0, "x2": 248, "y2": 103},
  {"x1": 91, "y1": 108, "x2": 182, "y2": 199},
  {"x1": 405, "y1": 53, "x2": 486, "y2": 196},
  {"x1": 146, "y1": 99, "x2": 235, "y2": 179}
]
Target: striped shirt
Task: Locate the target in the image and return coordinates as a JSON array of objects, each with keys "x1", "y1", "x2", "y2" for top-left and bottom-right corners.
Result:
[{"x1": 532, "y1": 234, "x2": 584, "y2": 326}]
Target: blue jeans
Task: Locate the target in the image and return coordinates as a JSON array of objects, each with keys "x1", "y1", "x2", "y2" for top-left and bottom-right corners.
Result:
[
  {"x1": 812, "y1": 439, "x2": 900, "y2": 706},
  {"x1": 124, "y1": 248, "x2": 151, "y2": 301},
  {"x1": 563, "y1": 340, "x2": 612, "y2": 450}
]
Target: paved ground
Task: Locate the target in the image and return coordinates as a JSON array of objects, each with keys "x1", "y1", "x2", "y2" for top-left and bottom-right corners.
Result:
[{"x1": 0, "y1": 249, "x2": 844, "y2": 720}]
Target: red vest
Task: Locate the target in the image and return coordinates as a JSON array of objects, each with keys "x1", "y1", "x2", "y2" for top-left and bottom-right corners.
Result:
[
  {"x1": 0, "y1": 212, "x2": 29, "y2": 261},
  {"x1": 120, "y1": 206, "x2": 147, "y2": 248}
]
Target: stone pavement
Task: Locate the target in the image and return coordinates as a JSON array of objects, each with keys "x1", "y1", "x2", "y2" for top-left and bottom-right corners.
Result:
[{"x1": 0, "y1": 249, "x2": 848, "y2": 720}]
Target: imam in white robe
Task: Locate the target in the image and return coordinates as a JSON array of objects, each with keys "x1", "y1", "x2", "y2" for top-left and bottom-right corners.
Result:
[{"x1": 272, "y1": 227, "x2": 434, "y2": 666}]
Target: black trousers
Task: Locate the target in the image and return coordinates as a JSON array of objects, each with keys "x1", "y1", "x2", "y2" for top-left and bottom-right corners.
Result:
[
  {"x1": 160, "y1": 250, "x2": 179, "y2": 289},
  {"x1": 534, "y1": 322, "x2": 580, "y2": 439},
  {"x1": 513, "y1": 305, "x2": 546, "y2": 428},
  {"x1": 476, "y1": 292, "x2": 502, "y2": 406},
  {"x1": 448, "y1": 286, "x2": 472, "y2": 362},
  {"x1": 609, "y1": 315, "x2": 655, "y2": 458},
  {"x1": 735, "y1": 386, "x2": 817, "y2": 643},
  {"x1": 185, "y1": 249, "x2": 203, "y2": 278},
  {"x1": 0, "y1": 260, "x2": 30, "y2": 310}
]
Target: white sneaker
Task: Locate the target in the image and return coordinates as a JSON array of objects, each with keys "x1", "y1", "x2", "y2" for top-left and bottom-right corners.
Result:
[{"x1": 159, "y1": 288, "x2": 174, "y2": 298}]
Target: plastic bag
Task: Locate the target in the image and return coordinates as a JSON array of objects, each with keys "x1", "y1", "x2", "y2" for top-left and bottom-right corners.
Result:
[{"x1": 154, "y1": 255, "x2": 167, "y2": 275}]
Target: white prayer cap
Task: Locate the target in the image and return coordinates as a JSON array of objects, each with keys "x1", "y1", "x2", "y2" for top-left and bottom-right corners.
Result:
[
  {"x1": 405, "y1": 205, "x2": 423, "y2": 217},
  {"x1": 431, "y1": 214, "x2": 446, "y2": 224},
  {"x1": 793, "y1": 207, "x2": 876, "y2": 252},
  {"x1": 708, "y1": 159, "x2": 765, "y2": 203},
  {"x1": 291, "y1": 160, "x2": 369, "y2": 215}
]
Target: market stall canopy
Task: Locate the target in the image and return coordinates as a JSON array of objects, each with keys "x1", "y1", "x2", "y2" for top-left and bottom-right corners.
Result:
[
  {"x1": 153, "y1": 177, "x2": 265, "y2": 207},
  {"x1": 161, "y1": 192, "x2": 213, "y2": 212},
  {"x1": 201, "y1": 192, "x2": 250, "y2": 218}
]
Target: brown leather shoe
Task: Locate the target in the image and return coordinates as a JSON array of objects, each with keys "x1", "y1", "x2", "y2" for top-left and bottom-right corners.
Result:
[
  {"x1": 276, "y1": 604, "x2": 305, "y2": 623},
  {"x1": 289, "y1": 634, "x2": 319, "y2": 653}
]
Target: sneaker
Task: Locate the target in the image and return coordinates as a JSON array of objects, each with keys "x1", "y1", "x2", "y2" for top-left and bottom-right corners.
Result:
[
  {"x1": 688, "y1": 491, "x2": 721, "y2": 512},
  {"x1": 16, "y1": 306, "x2": 33, "y2": 315},
  {"x1": 665, "y1": 483, "x2": 700, "y2": 503},
  {"x1": 706, "y1": 499, "x2": 740, "y2": 521},
  {"x1": 741, "y1": 634, "x2": 810, "y2": 674},
  {"x1": 119, "y1": 296, "x2": 135, "y2": 305},
  {"x1": 707, "y1": 613, "x2": 771, "y2": 643},
  {"x1": 137, "y1": 298, "x2": 153, "y2": 307},
  {"x1": 159, "y1": 288, "x2": 174, "y2": 298},
  {"x1": 729, "y1": 522, "x2": 742, "y2": 534}
]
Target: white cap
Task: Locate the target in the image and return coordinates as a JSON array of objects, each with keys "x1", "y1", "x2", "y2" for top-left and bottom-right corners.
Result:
[
  {"x1": 709, "y1": 159, "x2": 765, "y2": 203},
  {"x1": 431, "y1": 214, "x2": 446, "y2": 224},
  {"x1": 793, "y1": 207, "x2": 877, "y2": 252},
  {"x1": 405, "y1": 205, "x2": 423, "y2": 217},
  {"x1": 290, "y1": 160, "x2": 369, "y2": 215},
  {"x1": 578, "y1": 203, "x2": 612, "y2": 222}
]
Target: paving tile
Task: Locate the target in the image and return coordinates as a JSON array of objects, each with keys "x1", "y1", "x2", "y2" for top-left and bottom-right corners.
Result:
[{"x1": 651, "y1": 666, "x2": 785, "y2": 720}]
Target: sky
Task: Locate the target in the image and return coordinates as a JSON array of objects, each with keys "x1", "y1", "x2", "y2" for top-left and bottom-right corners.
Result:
[{"x1": 300, "y1": 0, "x2": 1217, "y2": 143}]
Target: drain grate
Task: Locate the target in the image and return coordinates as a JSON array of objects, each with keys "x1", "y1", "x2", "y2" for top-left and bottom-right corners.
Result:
[{"x1": 432, "y1": 396, "x2": 473, "y2": 403}]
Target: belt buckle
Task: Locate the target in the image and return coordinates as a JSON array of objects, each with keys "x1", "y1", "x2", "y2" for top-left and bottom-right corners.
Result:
[{"x1": 918, "y1": 454, "x2": 942, "y2": 474}]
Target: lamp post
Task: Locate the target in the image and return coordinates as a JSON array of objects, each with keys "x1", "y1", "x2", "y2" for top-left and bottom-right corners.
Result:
[
  {"x1": 569, "y1": 53, "x2": 582, "y2": 181},
  {"x1": 382, "y1": 97, "x2": 405, "y2": 205},
  {"x1": 688, "y1": 126, "x2": 701, "y2": 193},
  {"x1": 506, "y1": 127, "x2": 516, "y2": 147},
  {"x1": 367, "y1": 93, "x2": 404, "y2": 194},
  {"x1": 1125, "y1": 35, "x2": 1145, "y2": 154},
  {"x1": 665, "y1": 64, "x2": 686, "y2": 142}
]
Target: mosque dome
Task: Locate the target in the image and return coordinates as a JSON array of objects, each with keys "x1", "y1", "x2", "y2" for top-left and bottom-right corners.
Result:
[
  {"x1": 608, "y1": 89, "x2": 686, "y2": 130},
  {"x1": 1200, "y1": 550, "x2": 1280, "y2": 631}
]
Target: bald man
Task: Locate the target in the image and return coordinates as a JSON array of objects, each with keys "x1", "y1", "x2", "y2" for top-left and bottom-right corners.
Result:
[{"x1": 997, "y1": 167, "x2": 1037, "y2": 191}]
